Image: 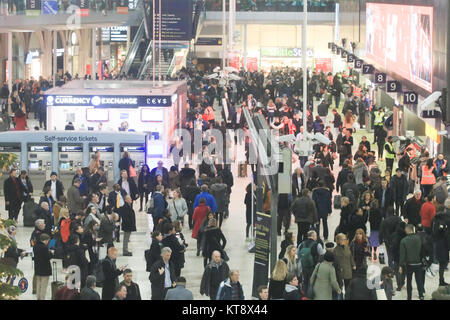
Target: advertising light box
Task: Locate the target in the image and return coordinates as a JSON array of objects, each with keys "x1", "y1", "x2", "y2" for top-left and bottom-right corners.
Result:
[{"x1": 366, "y1": 3, "x2": 433, "y2": 92}]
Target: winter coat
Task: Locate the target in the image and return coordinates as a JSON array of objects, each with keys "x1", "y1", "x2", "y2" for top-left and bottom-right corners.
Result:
[
  {"x1": 98, "y1": 214, "x2": 115, "y2": 245},
  {"x1": 390, "y1": 175, "x2": 409, "y2": 201},
  {"x1": 138, "y1": 171, "x2": 151, "y2": 193},
  {"x1": 202, "y1": 227, "x2": 227, "y2": 259},
  {"x1": 149, "y1": 258, "x2": 176, "y2": 300},
  {"x1": 311, "y1": 261, "x2": 341, "y2": 300},
  {"x1": 283, "y1": 284, "x2": 303, "y2": 300},
  {"x1": 192, "y1": 203, "x2": 210, "y2": 239},
  {"x1": 152, "y1": 192, "x2": 168, "y2": 219},
  {"x1": 346, "y1": 273, "x2": 377, "y2": 300},
  {"x1": 146, "y1": 239, "x2": 162, "y2": 272},
  {"x1": 290, "y1": 195, "x2": 318, "y2": 224},
  {"x1": 80, "y1": 287, "x2": 101, "y2": 300},
  {"x1": 353, "y1": 162, "x2": 368, "y2": 185},
  {"x1": 194, "y1": 191, "x2": 218, "y2": 213},
  {"x1": 349, "y1": 240, "x2": 370, "y2": 269},
  {"x1": 65, "y1": 244, "x2": 89, "y2": 287},
  {"x1": 336, "y1": 168, "x2": 351, "y2": 193},
  {"x1": 165, "y1": 284, "x2": 193, "y2": 300},
  {"x1": 420, "y1": 201, "x2": 436, "y2": 228},
  {"x1": 161, "y1": 233, "x2": 185, "y2": 270},
  {"x1": 403, "y1": 197, "x2": 424, "y2": 227},
  {"x1": 210, "y1": 183, "x2": 229, "y2": 213},
  {"x1": 101, "y1": 256, "x2": 123, "y2": 300},
  {"x1": 336, "y1": 203, "x2": 355, "y2": 236},
  {"x1": 369, "y1": 208, "x2": 382, "y2": 231},
  {"x1": 379, "y1": 214, "x2": 402, "y2": 246},
  {"x1": 117, "y1": 177, "x2": 139, "y2": 201},
  {"x1": 4, "y1": 176, "x2": 25, "y2": 211},
  {"x1": 216, "y1": 278, "x2": 245, "y2": 300},
  {"x1": 43, "y1": 179, "x2": 64, "y2": 201},
  {"x1": 118, "y1": 203, "x2": 136, "y2": 232},
  {"x1": 33, "y1": 241, "x2": 53, "y2": 276},
  {"x1": 268, "y1": 278, "x2": 286, "y2": 300},
  {"x1": 200, "y1": 259, "x2": 230, "y2": 297},
  {"x1": 67, "y1": 185, "x2": 84, "y2": 214},
  {"x1": 312, "y1": 187, "x2": 332, "y2": 218},
  {"x1": 168, "y1": 198, "x2": 188, "y2": 222},
  {"x1": 432, "y1": 211, "x2": 450, "y2": 263},
  {"x1": 333, "y1": 244, "x2": 355, "y2": 281}
]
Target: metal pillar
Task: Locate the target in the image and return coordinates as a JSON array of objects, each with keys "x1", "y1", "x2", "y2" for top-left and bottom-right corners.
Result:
[
  {"x1": 302, "y1": 0, "x2": 308, "y2": 130},
  {"x1": 228, "y1": 0, "x2": 235, "y2": 63},
  {"x1": 53, "y1": 31, "x2": 57, "y2": 87},
  {"x1": 152, "y1": 0, "x2": 156, "y2": 85},
  {"x1": 447, "y1": 0, "x2": 450, "y2": 124},
  {"x1": 92, "y1": 28, "x2": 96, "y2": 80},
  {"x1": 158, "y1": 0, "x2": 162, "y2": 86},
  {"x1": 269, "y1": 177, "x2": 278, "y2": 274},
  {"x1": 222, "y1": 0, "x2": 226, "y2": 70},
  {"x1": 243, "y1": 24, "x2": 247, "y2": 70},
  {"x1": 7, "y1": 32, "x2": 12, "y2": 93}
]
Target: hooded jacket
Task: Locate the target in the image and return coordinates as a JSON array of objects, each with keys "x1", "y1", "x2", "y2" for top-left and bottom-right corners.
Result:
[
  {"x1": 216, "y1": 277, "x2": 245, "y2": 300},
  {"x1": 283, "y1": 284, "x2": 303, "y2": 300}
]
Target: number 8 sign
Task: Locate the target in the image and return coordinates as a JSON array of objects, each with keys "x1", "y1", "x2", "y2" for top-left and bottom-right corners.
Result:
[{"x1": 375, "y1": 73, "x2": 386, "y2": 84}]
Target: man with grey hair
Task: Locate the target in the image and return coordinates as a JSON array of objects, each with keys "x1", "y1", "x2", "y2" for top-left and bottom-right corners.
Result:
[
  {"x1": 200, "y1": 250, "x2": 230, "y2": 300},
  {"x1": 303, "y1": 156, "x2": 315, "y2": 181},
  {"x1": 149, "y1": 247, "x2": 176, "y2": 300},
  {"x1": 402, "y1": 190, "x2": 424, "y2": 226},
  {"x1": 30, "y1": 219, "x2": 46, "y2": 247},
  {"x1": 67, "y1": 178, "x2": 85, "y2": 214},
  {"x1": 34, "y1": 201, "x2": 52, "y2": 235},
  {"x1": 216, "y1": 269, "x2": 244, "y2": 300},
  {"x1": 80, "y1": 275, "x2": 101, "y2": 300}
]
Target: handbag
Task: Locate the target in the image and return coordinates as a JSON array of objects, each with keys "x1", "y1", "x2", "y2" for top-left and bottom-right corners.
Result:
[
  {"x1": 306, "y1": 263, "x2": 321, "y2": 300},
  {"x1": 333, "y1": 195, "x2": 342, "y2": 210},
  {"x1": 129, "y1": 164, "x2": 137, "y2": 178},
  {"x1": 172, "y1": 199, "x2": 184, "y2": 220}
]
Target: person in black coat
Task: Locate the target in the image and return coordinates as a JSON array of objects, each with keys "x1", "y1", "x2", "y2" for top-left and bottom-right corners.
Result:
[
  {"x1": 379, "y1": 207, "x2": 402, "y2": 270},
  {"x1": 202, "y1": 218, "x2": 227, "y2": 268},
  {"x1": 81, "y1": 220, "x2": 100, "y2": 274},
  {"x1": 277, "y1": 193, "x2": 292, "y2": 236},
  {"x1": 35, "y1": 202, "x2": 53, "y2": 236},
  {"x1": 345, "y1": 267, "x2": 377, "y2": 300},
  {"x1": 179, "y1": 164, "x2": 196, "y2": 192},
  {"x1": 117, "y1": 170, "x2": 139, "y2": 201},
  {"x1": 200, "y1": 251, "x2": 230, "y2": 300},
  {"x1": 107, "y1": 184, "x2": 127, "y2": 211},
  {"x1": 283, "y1": 273, "x2": 303, "y2": 300},
  {"x1": 244, "y1": 183, "x2": 256, "y2": 239},
  {"x1": 145, "y1": 231, "x2": 163, "y2": 273},
  {"x1": 33, "y1": 233, "x2": 54, "y2": 300},
  {"x1": 118, "y1": 151, "x2": 135, "y2": 177},
  {"x1": 65, "y1": 234, "x2": 89, "y2": 289},
  {"x1": 390, "y1": 221, "x2": 407, "y2": 290},
  {"x1": 336, "y1": 163, "x2": 351, "y2": 194},
  {"x1": 149, "y1": 247, "x2": 176, "y2": 300},
  {"x1": 4, "y1": 168, "x2": 26, "y2": 221},
  {"x1": 183, "y1": 180, "x2": 201, "y2": 229},
  {"x1": 374, "y1": 179, "x2": 395, "y2": 218},
  {"x1": 118, "y1": 195, "x2": 137, "y2": 256},
  {"x1": 80, "y1": 276, "x2": 101, "y2": 300},
  {"x1": 390, "y1": 169, "x2": 409, "y2": 216},
  {"x1": 312, "y1": 181, "x2": 332, "y2": 240},
  {"x1": 161, "y1": 222, "x2": 186, "y2": 277},
  {"x1": 101, "y1": 247, "x2": 126, "y2": 300},
  {"x1": 291, "y1": 168, "x2": 305, "y2": 199},
  {"x1": 150, "y1": 160, "x2": 170, "y2": 188},
  {"x1": 43, "y1": 172, "x2": 65, "y2": 204},
  {"x1": 138, "y1": 164, "x2": 151, "y2": 211},
  {"x1": 402, "y1": 191, "x2": 424, "y2": 226},
  {"x1": 18, "y1": 170, "x2": 33, "y2": 201},
  {"x1": 90, "y1": 167, "x2": 107, "y2": 194}
]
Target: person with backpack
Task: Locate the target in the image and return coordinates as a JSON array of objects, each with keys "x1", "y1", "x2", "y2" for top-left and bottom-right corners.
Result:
[
  {"x1": 341, "y1": 174, "x2": 359, "y2": 207},
  {"x1": 291, "y1": 188, "x2": 318, "y2": 245},
  {"x1": 297, "y1": 230, "x2": 324, "y2": 294},
  {"x1": 149, "y1": 185, "x2": 168, "y2": 230},
  {"x1": 101, "y1": 247, "x2": 126, "y2": 300},
  {"x1": 431, "y1": 198, "x2": 450, "y2": 286}
]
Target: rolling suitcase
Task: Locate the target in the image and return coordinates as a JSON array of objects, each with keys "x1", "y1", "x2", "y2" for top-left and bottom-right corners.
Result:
[
  {"x1": 238, "y1": 163, "x2": 247, "y2": 178},
  {"x1": 23, "y1": 199, "x2": 39, "y2": 227},
  {"x1": 51, "y1": 261, "x2": 64, "y2": 300}
]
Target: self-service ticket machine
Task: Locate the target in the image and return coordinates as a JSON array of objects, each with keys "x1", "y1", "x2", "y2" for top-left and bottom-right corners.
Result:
[
  {"x1": 28, "y1": 144, "x2": 52, "y2": 191},
  {"x1": 58, "y1": 144, "x2": 83, "y2": 189},
  {"x1": 0, "y1": 143, "x2": 22, "y2": 196},
  {"x1": 89, "y1": 144, "x2": 115, "y2": 188},
  {"x1": 120, "y1": 144, "x2": 146, "y2": 177}
]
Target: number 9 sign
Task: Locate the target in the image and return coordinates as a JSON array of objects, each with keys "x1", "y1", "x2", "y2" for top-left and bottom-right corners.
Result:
[{"x1": 387, "y1": 80, "x2": 401, "y2": 93}]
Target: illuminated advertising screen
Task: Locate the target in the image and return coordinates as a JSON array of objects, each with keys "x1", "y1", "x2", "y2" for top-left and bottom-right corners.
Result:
[{"x1": 366, "y1": 3, "x2": 433, "y2": 92}]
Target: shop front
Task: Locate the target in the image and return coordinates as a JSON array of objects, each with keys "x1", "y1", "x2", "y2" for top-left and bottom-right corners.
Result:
[{"x1": 259, "y1": 47, "x2": 315, "y2": 70}]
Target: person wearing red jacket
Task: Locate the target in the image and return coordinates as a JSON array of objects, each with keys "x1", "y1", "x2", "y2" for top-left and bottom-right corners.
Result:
[
  {"x1": 55, "y1": 274, "x2": 81, "y2": 300},
  {"x1": 420, "y1": 194, "x2": 436, "y2": 234},
  {"x1": 192, "y1": 198, "x2": 211, "y2": 256},
  {"x1": 13, "y1": 109, "x2": 28, "y2": 130}
]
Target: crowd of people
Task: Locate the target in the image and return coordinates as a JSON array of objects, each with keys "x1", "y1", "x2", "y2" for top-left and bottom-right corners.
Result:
[{"x1": 2, "y1": 64, "x2": 450, "y2": 301}]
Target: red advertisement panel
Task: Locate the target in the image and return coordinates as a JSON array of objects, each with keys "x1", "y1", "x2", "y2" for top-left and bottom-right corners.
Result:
[
  {"x1": 315, "y1": 58, "x2": 332, "y2": 74},
  {"x1": 366, "y1": 3, "x2": 433, "y2": 92},
  {"x1": 246, "y1": 57, "x2": 258, "y2": 72}
]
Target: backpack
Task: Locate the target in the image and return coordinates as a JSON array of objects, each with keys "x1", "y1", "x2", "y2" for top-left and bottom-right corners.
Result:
[
  {"x1": 345, "y1": 188, "x2": 357, "y2": 206},
  {"x1": 298, "y1": 241, "x2": 316, "y2": 270},
  {"x1": 94, "y1": 259, "x2": 105, "y2": 287},
  {"x1": 60, "y1": 218, "x2": 72, "y2": 243}
]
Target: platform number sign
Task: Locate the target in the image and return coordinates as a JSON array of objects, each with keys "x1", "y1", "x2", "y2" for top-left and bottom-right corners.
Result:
[
  {"x1": 403, "y1": 91, "x2": 418, "y2": 105},
  {"x1": 362, "y1": 64, "x2": 374, "y2": 74},
  {"x1": 387, "y1": 80, "x2": 401, "y2": 93},
  {"x1": 354, "y1": 59, "x2": 363, "y2": 69},
  {"x1": 332, "y1": 44, "x2": 337, "y2": 53},
  {"x1": 375, "y1": 73, "x2": 386, "y2": 84},
  {"x1": 341, "y1": 50, "x2": 347, "y2": 59},
  {"x1": 336, "y1": 47, "x2": 341, "y2": 55},
  {"x1": 347, "y1": 54, "x2": 354, "y2": 63}
]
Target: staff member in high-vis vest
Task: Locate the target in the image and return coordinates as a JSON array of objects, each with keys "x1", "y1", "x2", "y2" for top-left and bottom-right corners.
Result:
[
  {"x1": 384, "y1": 136, "x2": 396, "y2": 171},
  {"x1": 420, "y1": 159, "x2": 437, "y2": 199},
  {"x1": 373, "y1": 108, "x2": 385, "y2": 144}
]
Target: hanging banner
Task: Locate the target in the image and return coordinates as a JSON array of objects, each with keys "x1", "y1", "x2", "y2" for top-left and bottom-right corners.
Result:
[
  {"x1": 154, "y1": 0, "x2": 193, "y2": 41},
  {"x1": 26, "y1": 0, "x2": 41, "y2": 16},
  {"x1": 116, "y1": 0, "x2": 129, "y2": 14},
  {"x1": 251, "y1": 211, "x2": 271, "y2": 298},
  {"x1": 314, "y1": 58, "x2": 332, "y2": 74},
  {"x1": 246, "y1": 57, "x2": 258, "y2": 72},
  {"x1": 77, "y1": 0, "x2": 89, "y2": 16},
  {"x1": 228, "y1": 55, "x2": 240, "y2": 71},
  {"x1": 42, "y1": 0, "x2": 57, "y2": 14}
]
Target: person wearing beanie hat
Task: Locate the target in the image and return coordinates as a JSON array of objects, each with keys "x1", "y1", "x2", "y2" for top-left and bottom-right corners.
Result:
[
  {"x1": 309, "y1": 250, "x2": 341, "y2": 300},
  {"x1": 43, "y1": 171, "x2": 65, "y2": 203}
]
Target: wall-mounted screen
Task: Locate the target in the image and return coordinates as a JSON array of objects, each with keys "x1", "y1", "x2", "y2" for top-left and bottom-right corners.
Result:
[
  {"x1": 366, "y1": 3, "x2": 433, "y2": 92},
  {"x1": 86, "y1": 108, "x2": 109, "y2": 121},
  {"x1": 141, "y1": 108, "x2": 164, "y2": 122}
]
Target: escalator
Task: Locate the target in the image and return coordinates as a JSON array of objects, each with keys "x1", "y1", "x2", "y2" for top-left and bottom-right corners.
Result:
[{"x1": 120, "y1": 0, "x2": 205, "y2": 79}]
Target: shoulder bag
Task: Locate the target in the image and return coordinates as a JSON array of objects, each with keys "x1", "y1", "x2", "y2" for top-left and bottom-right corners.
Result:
[{"x1": 306, "y1": 262, "x2": 322, "y2": 300}]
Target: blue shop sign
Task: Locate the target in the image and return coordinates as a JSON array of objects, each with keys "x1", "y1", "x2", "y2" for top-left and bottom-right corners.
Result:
[{"x1": 45, "y1": 95, "x2": 172, "y2": 108}]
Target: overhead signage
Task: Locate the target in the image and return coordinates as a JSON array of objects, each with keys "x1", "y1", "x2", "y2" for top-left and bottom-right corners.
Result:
[
  {"x1": 41, "y1": 0, "x2": 57, "y2": 14},
  {"x1": 153, "y1": 0, "x2": 193, "y2": 41},
  {"x1": 102, "y1": 27, "x2": 128, "y2": 42},
  {"x1": 403, "y1": 91, "x2": 419, "y2": 105},
  {"x1": 387, "y1": 80, "x2": 402, "y2": 93},
  {"x1": 28, "y1": 145, "x2": 52, "y2": 152},
  {"x1": 421, "y1": 110, "x2": 441, "y2": 119},
  {"x1": 45, "y1": 136, "x2": 99, "y2": 142},
  {"x1": 354, "y1": 59, "x2": 363, "y2": 69},
  {"x1": 260, "y1": 47, "x2": 314, "y2": 58},
  {"x1": 59, "y1": 146, "x2": 83, "y2": 152},
  {"x1": 375, "y1": 73, "x2": 387, "y2": 84},
  {"x1": 45, "y1": 95, "x2": 172, "y2": 107},
  {"x1": 89, "y1": 146, "x2": 114, "y2": 152},
  {"x1": 362, "y1": 64, "x2": 375, "y2": 74},
  {"x1": 195, "y1": 37, "x2": 222, "y2": 46},
  {"x1": 347, "y1": 54, "x2": 355, "y2": 63},
  {"x1": 77, "y1": 0, "x2": 89, "y2": 16},
  {"x1": 121, "y1": 146, "x2": 145, "y2": 152},
  {"x1": 26, "y1": 0, "x2": 41, "y2": 16}
]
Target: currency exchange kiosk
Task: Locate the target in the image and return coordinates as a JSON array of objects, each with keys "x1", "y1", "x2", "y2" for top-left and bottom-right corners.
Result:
[
  {"x1": 27, "y1": 143, "x2": 52, "y2": 191},
  {"x1": 120, "y1": 143, "x2": 146, "y2": 176},
  {"x1": 0, "y1": 143, "x2": 22, "y2": 196},
  {"x1": 89, "y1": 144, "x2": 115, "y2": 187},
  {"x1": 58, "y1": 144, "x2": 83, "y2": 188}
]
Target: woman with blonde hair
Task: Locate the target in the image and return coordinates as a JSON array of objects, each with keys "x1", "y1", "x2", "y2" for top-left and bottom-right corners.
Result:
[
  {"x1": 268, "y1": 260, "x2": 288, "y2": 300},
  {"x1": 349, "y1": 228, "x2": 371, "y2": 270},
  {"x1": 282, "y1": 245, "x2": 298, "y2": 277}
]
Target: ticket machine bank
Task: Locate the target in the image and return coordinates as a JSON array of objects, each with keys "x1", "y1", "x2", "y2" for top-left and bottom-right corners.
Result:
[
  {"x1": 89, "y1": 144, "x2": 115, "y2": 187},
  {"x1": 120, "y1": 144, "x2": 146, "y2": 177},
  {"x1": 58, "y1": 144, "x2": 83, "y2": 188},
  {"x1": 0, "y1": 143, "x2": 22, "y2": 196},
  {"x1": 28, "y1": 144, "x2": 52, "y2": 191}
]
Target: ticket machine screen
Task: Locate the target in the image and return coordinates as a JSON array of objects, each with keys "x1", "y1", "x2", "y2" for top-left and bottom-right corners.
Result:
[{"x1": 29, "y1": 161, "x2": 40, "y2": 170}]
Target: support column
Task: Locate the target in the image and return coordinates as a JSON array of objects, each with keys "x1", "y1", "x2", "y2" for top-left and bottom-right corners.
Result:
[
  {"x1": 302, "y1": 2, "x2": 308, "y2": 130},
  {"x1": 222, "y1": 0, "x2": 226, "y2": 69},
  {"x1": 53, "y1": 31, "x2": 57, "y2": 87},
  {"x1": 243, "y1": 24, "x2": 247, "y2": 70},
  {"x1": 228, "y1": 0, "x2": 235, "y2": 64},
  {"x1": 446, "y1": 0, "x2": 450, "y2": 125},
  {"x1": 8, "y1": 32, "x2": 12, "y2": 93},
  {"x1": 92, "y1": 28, "x2": 96, "y2": 80}
]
